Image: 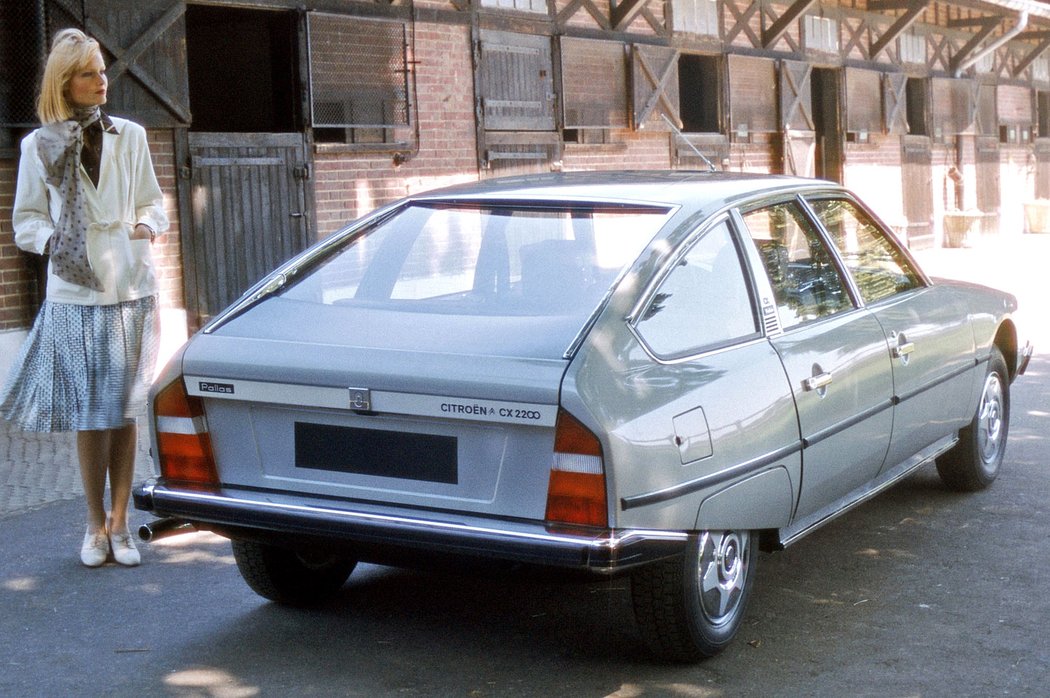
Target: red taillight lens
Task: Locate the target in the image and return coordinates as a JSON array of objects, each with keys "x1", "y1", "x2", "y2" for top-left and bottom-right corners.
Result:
[
  {"x1": 545, "y1": 410, "x2": 608, "y2": 528},
  {"x1": 154, "y1": 378, "x2": 218, "y2": 485}
]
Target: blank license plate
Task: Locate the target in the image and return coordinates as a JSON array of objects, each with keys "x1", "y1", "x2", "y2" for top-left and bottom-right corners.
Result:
[{"x1": 294, "y1": 422, "x2": 458, "y2": 484}]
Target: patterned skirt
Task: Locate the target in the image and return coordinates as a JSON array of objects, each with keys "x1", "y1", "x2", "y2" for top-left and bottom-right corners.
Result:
[{"x1": 0, "y1": 296, "x2": 159, "y2": 432}]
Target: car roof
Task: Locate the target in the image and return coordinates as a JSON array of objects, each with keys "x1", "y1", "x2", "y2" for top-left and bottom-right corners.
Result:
[{"x1": 407, "y1": 170, "x2": 837, "y2": 210}]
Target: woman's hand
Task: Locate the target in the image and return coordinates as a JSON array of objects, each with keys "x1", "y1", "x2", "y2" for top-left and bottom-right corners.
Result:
[{"x1": 131, "y1": 223, "x2": 155, "y2": 242}]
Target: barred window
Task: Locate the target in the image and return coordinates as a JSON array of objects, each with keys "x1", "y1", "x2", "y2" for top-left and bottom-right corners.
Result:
[{"x1": 308, "y1": 13, "x2": 409, "y2": 144}]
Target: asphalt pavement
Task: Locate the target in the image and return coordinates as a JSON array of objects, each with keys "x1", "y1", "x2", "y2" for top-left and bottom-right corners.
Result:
[{"x1": 0, "y1": 230, "x2": 1047, "y2": 697}]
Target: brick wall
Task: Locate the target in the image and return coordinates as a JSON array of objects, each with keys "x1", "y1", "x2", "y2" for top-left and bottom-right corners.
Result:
[
  {"x1": 312, "y1": 23, "x2": 478, "y2": 237},
  {"x1": 0, "y1": 154, "x2": 38, "y2": 331},
  {"x1": 146, "y1": 129, "x2": 184, "y2": 313}
]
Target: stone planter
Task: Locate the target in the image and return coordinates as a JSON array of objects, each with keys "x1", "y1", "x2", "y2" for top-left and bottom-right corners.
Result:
[
  {"x1": 942, "y1": 211, "x2": 982, "y2": 248},
  {"x1": 1023, "y1": 200, "x2": 1050, "y2": 233}
]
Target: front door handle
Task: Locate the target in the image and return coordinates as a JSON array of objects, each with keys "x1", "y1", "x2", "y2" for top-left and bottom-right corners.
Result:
[{"x1": 892, "y1": 341, "x2": 915, "y2": 359}]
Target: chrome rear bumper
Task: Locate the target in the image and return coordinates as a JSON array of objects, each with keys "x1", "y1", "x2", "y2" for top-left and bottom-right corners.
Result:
[
  {"x1": 1018, "y1": 340, "x2": 1034, "y2": 377},
  {"x1": 133, "y1": 480, "x2": 688, "y2": 573}
]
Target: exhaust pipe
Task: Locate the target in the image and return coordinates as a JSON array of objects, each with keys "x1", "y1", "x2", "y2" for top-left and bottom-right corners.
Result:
[{"x1": 138, "y1": 517, "x2": 197, "y2": 542}]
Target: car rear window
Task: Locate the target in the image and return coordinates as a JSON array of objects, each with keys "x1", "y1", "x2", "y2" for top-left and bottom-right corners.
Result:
[{"x1": 279, "y1": 202, "x2": 669, "y2": 319}]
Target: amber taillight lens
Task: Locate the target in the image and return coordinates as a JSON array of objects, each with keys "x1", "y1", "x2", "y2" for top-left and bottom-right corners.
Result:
[
  {"x1": 153, "y1": 378, "x2": 218, "y2": 485},
  {"x1": 544, "y1": 409, "x2": 608, "y2": 528}
]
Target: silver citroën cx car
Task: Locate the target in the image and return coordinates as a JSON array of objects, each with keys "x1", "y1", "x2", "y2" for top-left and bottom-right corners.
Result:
[{"x1": 136, "y1": 171, "x2": 1031, "y2": 661}]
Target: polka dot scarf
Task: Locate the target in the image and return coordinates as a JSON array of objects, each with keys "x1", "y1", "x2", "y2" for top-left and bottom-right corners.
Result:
[{"x1": 35, "y1": 106, "x2": 105, "y2": 292}]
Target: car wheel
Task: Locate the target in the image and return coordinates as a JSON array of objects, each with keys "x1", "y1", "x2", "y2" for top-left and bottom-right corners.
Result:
[
  {"x1": 936, "y1": 347, "x2": 1010, "y2": 492},
  {"x1": 231, "y1": 539, "x2": 357, "y2": 605},
  {"x1": 631, "y1": 529, "x2": 756, "y2": 662}
]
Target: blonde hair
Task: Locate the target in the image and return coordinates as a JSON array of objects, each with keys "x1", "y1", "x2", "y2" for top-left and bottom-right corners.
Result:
[{"x1": 37, "y1": 28, "x2": 103, "y2": 124}]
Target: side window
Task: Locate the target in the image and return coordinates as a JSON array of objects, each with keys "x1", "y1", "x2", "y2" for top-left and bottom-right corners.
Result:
[
  {"x1": 635, "y1": 221, "x2": 757, "y2": 357},
  {"x1": 806, "y1": 198, "x2": 924, "y2": 304},
  {"x1": 741, "y1": 201, "x2": 853, "y2": 329}
]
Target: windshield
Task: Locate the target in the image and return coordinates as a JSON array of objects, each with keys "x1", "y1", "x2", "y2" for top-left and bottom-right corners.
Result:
[{"x1": 279, "y1": 202, "x2": 670, "y2": 320}]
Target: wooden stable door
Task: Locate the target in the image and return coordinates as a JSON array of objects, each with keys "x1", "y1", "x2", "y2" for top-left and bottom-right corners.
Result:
[{"x1": 181, "y1": 133, "x2": 311, "y2": 327}]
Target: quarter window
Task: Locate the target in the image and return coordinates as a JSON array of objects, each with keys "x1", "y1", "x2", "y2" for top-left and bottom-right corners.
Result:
[
  {"x1": 635, "y1": 221, "x2": 757, "y2": 357},
  {"x1": 741, "y1": 202, "x2": 853, "y2": 328},
  {"x1": 807, "y1": 198, "x2": 923, "y2": 304}
]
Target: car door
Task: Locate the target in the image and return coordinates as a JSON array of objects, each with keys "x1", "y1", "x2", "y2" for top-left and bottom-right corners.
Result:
[
  {"x1": 738, "y1": 199, "x2": 894, "y2": 523},
  {"x1": 588, "y1": 217, "x2": 802, "y2": 533},
  {"x1": 804, "y1": 196, "x2": 976, "y2": 471}
]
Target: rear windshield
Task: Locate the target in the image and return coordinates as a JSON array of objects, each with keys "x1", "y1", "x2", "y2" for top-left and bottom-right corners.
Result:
[{"x1": 279, "y1": 202, "x2": 670, "y2": 319}]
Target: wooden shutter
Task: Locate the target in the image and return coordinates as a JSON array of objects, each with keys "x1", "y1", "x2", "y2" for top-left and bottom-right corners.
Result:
[
  {"x1": 975, "y1": 83, "x2": 997, "y2": 137},
  {"x1": 998, "y1": 85, "x2": 1033, "y2": 125},
  {"x1": 561, "y1": 37, "x2": 628, "y2": 129},
  {"x1": 883, "y1": 73, "x2": 909, "y2": 135},
  {"x1": 1035, "y1": 139, "x2": 1050, "y2": 199},
  {"x1": 976, "y1": 136, "x2": 1000, "y2": 215},
  {"x1": 478, "y1": 30, "x2": 555, "y2": 131},
  {"x1": 631, "y1": 44, "x2": 680, "y2": 129},
  {"x1": 779, "y1": 60, "x2": 813, "y2": 131},
  {"x1": 728, "y1": 55, "x2": 776, "y2": 134},
  {"x1": 931, "y1": 77, "x2": 974, "y2": 136},
  {"x1": 902, "y1": 136, "x2": 933, "y2": 248},
  {"x1": 48, "y1": 0, "x2": 190, "y2": 127},
  {"x1": 845, "y1": 68, "x2": 881, "y2": 134}
]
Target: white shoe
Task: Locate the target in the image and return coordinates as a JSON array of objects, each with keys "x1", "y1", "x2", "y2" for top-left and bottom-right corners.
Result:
[
  {"x1": 109, "y1": 527, "x2": 141, "y2": 567},
  {"x1": 80, "y1": 527, "x2": 110, "y2": 567}
]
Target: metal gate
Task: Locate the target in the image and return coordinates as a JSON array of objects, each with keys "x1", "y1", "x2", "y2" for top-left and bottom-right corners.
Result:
[{"x1": 180, "y1": 132, "x2": 311, "y2": 328}]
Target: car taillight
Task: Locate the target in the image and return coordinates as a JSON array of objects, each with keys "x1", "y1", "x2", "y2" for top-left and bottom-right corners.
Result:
[
  {"x1": 153, "y1": 378, "x2": 218, "y2": 485},
  {"x1": 544, "y1": 409, "x2": 608, "y2": 528}
]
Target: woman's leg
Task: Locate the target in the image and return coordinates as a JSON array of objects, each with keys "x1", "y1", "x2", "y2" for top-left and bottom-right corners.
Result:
[
  {"x1": 76, "y1": 429, "x2": 112, "y2": 532},
  {"x1": 106, "y1": 422, "x2": 138, "y2": 532},
  {"x1": 77, "y1": 429, "x2": 115, "y2": 567}
]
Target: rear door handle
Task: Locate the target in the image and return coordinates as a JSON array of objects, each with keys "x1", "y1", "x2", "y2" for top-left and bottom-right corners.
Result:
[{"x1": 803, "y1": 372, "x2": 833, "y2": 392}]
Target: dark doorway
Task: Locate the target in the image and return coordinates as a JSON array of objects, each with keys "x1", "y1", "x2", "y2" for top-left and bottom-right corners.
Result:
[
  {"x1": 679, "y1": 54, "x2": 720, "y2": 133},
  {"x1": 811, "y1": 68, "x2": 842, "y2": 183},
  {"x1": 185, "y1": 5, "x2": 300, "y2": 132}
]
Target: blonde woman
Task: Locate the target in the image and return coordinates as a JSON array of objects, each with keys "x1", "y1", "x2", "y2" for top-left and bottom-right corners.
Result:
[{"x1": 2, "y1": 29, "x2": 169, "y2": 567}]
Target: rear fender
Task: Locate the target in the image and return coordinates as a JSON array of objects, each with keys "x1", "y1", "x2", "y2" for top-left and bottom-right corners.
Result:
[{"x1": 693, "y1": 466, "x2": 794, "y2": 532}]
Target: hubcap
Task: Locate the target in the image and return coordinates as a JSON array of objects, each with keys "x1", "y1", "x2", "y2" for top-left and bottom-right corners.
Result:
[
  {"x1": 696, "y1": 531, "x2": 750, "y2": 625},
  {"x1": 977, "y1": 372, "x2": 1005, "y2": 467}
]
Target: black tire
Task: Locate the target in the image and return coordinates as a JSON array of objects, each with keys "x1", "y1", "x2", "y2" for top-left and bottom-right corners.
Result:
[
  {"x1": 631, "y1": 530, "x2": 756, "y2": 662},
  {"x1": 231, "y1": 539, "x2": 357, "y2": 605},
  {"x1": 936, "y1": 347, "x2": 1010, "y2": 492}
]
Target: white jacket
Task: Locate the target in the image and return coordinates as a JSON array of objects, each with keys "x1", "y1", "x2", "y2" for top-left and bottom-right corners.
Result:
[{"x1": 12, "y1": 115, "x2": 169, "y2": 306}]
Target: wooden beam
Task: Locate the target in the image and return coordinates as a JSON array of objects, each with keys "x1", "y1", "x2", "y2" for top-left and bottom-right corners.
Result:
[
  {"x1": 557, "y1": 0, "x2": 612, "y2": 31},
  {"x1": 948, "y1": 17, "x2": 1000, "y2": 75},
  {"x1": 1014, "y1": 37, "x2": 1050, "y2": 77},
  {"x1": 763, "y1": 0, "x2": 819, "y2": 49},
  {"x1": 612, "y1": 0, "x2": 649, "y2": 31},
  {"x1": 871, "y1": 1, "x2": 929, "y2": 59},
  {"x1": 867, "y1": 0, "x2": 918, "y2": 10}
]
